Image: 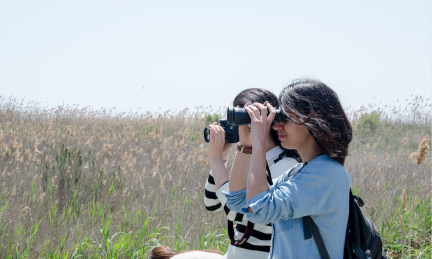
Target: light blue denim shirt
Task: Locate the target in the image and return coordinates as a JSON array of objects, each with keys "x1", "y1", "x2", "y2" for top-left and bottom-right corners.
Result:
[{"x1": 223, "y1": 154, "x2": 351, "y2": 259}]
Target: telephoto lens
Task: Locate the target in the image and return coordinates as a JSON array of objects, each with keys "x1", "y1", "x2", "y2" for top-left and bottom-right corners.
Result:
[
  {"x1": 203, "y1": 119, "x2": 240, "y2": 143},
  {"x1": 226, "y1": 107, "x2": 287, "y2": 126}
]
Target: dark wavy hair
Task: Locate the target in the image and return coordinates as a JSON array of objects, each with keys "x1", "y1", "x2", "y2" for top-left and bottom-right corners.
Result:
[
  {"x1": 233, "y1": 88, "x2": 301, "y2": 162},
  {"x1": 278, "y1": 78, "x2": 352, "y2": 165}
]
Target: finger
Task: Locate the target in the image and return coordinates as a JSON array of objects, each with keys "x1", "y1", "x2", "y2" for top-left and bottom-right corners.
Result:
[
  {"x1": 214, "y1": 125, "x2": 223, "y2": 134},
  {"x1": 210, "y1": 125, "x2": 221, "y2": 134},
  {"x1": 208, "y1": 126, "x2": 216, "y2": 143},
  {"x1": 254, "y1": 102, "x2": 267, "y2": 120},
  {"x1": 243, "y1": 104, "x2": 256, "y2": 119},
  {"x1": 215, "y1": 126, "x2": 225, "y2": 144},
  {"x1": 209, "y1": 125, "x2": 217, "y2": 135},
  {"x1": 265, "y1": 102, "x2": 276, "y2": 123},
  {"x1": 253, "y1": 102, "x2": 266, "y2": 109},
  {"x1": 248, "y1": 104, "x2": 261, "y2": 119},
  {"x1": 215, "y1": 127, "x2": 224, "y2": 142},
  {"x1": 212, "y1": 122, "x2": 217, "y2": 125}
]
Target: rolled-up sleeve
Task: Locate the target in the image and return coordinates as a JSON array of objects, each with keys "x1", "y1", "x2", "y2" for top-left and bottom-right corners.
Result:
[
  {"x1": 236, "y1": 163, "x2": 336, "y2": 225},
  {"x1": 222, "y1": 188, "x2": 247, "y2": 214},
  {"x1": 239, "y1": 182, "x2": 301, "y2": 224}
]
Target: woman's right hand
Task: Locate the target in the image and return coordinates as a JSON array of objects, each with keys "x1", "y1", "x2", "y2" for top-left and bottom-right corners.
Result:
[
  {"x1": 208, "y1": 122, "x2": 233, "y2": 162},
  {"x1": 238, "y1": 104, "x2": 252, "y2": 147},
  {"x1": 207, "y1": 123, "x2": 231, "y2": 189}
]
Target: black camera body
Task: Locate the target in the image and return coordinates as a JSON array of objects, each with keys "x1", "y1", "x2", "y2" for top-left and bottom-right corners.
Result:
[
  {"x1": 203, "y1": 119, "x2": 239, "y2": 143},
  {"x1": 226, "y1": 107, "x2": 287, "y2": 126}
]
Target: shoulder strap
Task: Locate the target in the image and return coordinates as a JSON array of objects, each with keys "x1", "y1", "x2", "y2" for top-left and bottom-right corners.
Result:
[{"x1": 303, "y1": 216, "x2": 330, "y2": 259}]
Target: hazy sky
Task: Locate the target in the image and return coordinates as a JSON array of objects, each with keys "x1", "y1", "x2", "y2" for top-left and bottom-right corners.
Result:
[{"x1": 1, "y1": 1, "x2": 430, "y2": 114}]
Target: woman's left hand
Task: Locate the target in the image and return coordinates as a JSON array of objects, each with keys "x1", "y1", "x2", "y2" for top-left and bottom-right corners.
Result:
[{"x1": 244, "y1": 101, "x2": 276, "y2": 148}]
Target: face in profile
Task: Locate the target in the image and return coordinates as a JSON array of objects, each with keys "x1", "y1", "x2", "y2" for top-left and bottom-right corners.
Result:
[{"x1": 272, "y1": 117, "x2": 313, "y2": 150}]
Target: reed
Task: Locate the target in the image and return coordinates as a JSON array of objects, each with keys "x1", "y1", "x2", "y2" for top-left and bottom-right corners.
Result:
[{"x1": 0, "y1": 95, "x2": 430, "y2": 258}]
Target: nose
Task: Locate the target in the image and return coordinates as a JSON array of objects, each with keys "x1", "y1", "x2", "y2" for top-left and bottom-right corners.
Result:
[{"x1": 272, "y1": 121, "x2": 283, "y2": 130}]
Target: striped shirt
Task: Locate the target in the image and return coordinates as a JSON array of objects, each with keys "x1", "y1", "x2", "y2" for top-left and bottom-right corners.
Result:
[{"x1": 204, "y1": 146, "x2": 298, "y2": 259}]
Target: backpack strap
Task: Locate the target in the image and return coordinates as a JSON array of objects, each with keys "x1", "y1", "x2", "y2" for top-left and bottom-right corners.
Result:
[
  {"x1": 353, "y1": 244, "x2": 367, "y2": 259},
  {"x1": 226, "y1": 161, "x2": 273, "y2": 246},
  {"x1": 302, "y1": 216, "x2": 330, "y2": 259}
]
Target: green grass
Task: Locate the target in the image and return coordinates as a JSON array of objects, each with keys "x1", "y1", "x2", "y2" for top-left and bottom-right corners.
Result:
[{"x1": 0, "y1": 183, "x2": 429, "y2": 258}]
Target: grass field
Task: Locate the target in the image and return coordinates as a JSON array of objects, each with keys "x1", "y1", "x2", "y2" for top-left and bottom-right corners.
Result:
[{"x1": 0, "y1": 95, "x2": 430, "y2": 258}]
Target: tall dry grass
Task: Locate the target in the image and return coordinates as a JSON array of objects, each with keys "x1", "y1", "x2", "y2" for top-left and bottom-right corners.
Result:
[{"x1": 0, "y1": 95, "x2": 430, "y2": 258}]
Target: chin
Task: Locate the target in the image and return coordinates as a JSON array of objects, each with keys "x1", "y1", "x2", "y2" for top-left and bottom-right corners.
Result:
[{"x1": 280, "y1": 142, "x2": 293, "y2": 150}]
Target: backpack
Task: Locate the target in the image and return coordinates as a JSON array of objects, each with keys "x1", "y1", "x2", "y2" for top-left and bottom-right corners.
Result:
[{"x1": 303, "y1": 189, "x2": 387, "y2": 259}]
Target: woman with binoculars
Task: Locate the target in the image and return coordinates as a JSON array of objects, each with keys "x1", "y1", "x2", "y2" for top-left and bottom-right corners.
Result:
[
  {"x1": 204, "y1": 88, "x2": 300, "y2": 259},
  {"x1": 223, "y1": 78, "x2": 352, "y2": 259},
  {"x1": 149, "y1": 78, "x2": 352, "y2": 259}
]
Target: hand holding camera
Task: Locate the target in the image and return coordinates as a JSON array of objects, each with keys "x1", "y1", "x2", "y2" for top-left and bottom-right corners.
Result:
[{"x1": 207, "y1": 123, "x2": 233, "y2": 163}]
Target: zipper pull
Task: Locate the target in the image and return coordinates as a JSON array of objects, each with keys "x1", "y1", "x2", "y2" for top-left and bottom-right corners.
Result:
[{"x1": 365, "y1": 249, "x2": 372, "y2": 259}]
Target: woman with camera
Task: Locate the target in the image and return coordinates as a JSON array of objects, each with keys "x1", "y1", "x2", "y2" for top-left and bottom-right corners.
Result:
[
  {"x1": 224, "y1": 78, "x2": 352, "y2": 259},
  {"x1": 204, "y1": 88, "x2": 300, "y2": 259},
  {"x1": 147, "y1": 89, "x2": 300, "y2": 259}
]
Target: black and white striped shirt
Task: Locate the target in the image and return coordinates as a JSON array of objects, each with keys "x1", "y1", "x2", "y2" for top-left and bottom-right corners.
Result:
[{"x1": 204, "y1": 146, "x2": 299, "y2": 259}]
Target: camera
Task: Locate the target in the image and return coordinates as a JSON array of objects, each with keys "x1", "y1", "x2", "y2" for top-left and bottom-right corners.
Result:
[
  {"x1": 226, "y1": 107, "x2": 288, "y2": 126},
  {"x1": 203, "y1": 119, "x2": 239, "y2": 143}
]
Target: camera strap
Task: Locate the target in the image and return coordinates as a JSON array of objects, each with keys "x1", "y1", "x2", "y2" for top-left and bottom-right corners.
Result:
[
  {"x1": 265, "y1": 162, "x2": 273, "y2": 186},
  {"x1": 227, "y1": 160, "x2": 275, "y2": 247}
]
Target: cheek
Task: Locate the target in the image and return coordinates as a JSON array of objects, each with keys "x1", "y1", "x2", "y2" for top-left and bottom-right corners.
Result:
[{"x1": 288, "y1": 125, "x2": 309, "y2": 144}]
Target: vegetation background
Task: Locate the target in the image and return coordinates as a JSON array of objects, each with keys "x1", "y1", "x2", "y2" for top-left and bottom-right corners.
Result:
[{"x1": 0, "y1": 95, "x2": 430, "y2": 258}]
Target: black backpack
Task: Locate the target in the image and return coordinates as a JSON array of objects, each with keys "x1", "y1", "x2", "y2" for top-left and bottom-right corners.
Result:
[{"x1": 303, "y1": 189, "x2": 387, "y2": 259}]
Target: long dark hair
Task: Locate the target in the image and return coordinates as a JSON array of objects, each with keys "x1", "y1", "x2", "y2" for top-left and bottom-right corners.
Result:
[
  {"x1": 233, "y1": 88, "x2": 301, "y2": 162},
  {"x1": 278, "y1": 78, "x2": 352, "y2": 165}
]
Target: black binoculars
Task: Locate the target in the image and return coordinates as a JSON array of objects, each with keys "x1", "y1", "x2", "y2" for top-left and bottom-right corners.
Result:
[{"x1": 226, "y1": 106, "x2": 288, "y2": 126}]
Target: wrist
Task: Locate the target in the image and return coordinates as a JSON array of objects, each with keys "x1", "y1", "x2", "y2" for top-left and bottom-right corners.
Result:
[
  {"x1": 238, "y1": 142, "x2": 252, "y2": 148},
  {"x1": 209, "y1": 157, "x2": 224, "y2": 164},
  {"x1": 252, "y1": 144, "x2": 265, "y2": 152}
]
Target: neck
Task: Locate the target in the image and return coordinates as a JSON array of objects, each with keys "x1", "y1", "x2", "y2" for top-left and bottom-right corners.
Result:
[
  {"x1": 265, "y1": 135, "x2": 277, "y2": 152},
  {"x1": 297, "y1": 139, "x2": 323, "y2": 164}
]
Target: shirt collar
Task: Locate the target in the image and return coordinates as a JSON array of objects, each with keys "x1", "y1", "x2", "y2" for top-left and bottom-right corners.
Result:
[{"x1": 266, "y1": 146, "x2": 284, "y2": 162}]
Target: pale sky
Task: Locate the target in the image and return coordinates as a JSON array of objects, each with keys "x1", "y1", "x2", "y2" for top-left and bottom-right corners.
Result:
[{"x1": 1, "y1": 1, "x2": 430, "y2": 114}]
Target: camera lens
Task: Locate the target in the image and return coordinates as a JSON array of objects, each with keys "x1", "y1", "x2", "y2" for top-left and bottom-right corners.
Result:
[{"x1": 203, "y1": 127, "x2": 211, "y2": 143}]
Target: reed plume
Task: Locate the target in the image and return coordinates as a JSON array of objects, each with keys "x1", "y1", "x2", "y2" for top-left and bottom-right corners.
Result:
[{"x1": 409, "y1": 135, "x2": 430, "y2": 166}]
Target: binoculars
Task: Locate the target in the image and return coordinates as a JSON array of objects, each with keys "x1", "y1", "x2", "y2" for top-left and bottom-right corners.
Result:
[{"x1": 226, "y1": 107, "x2": 288, "y2": 126}]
